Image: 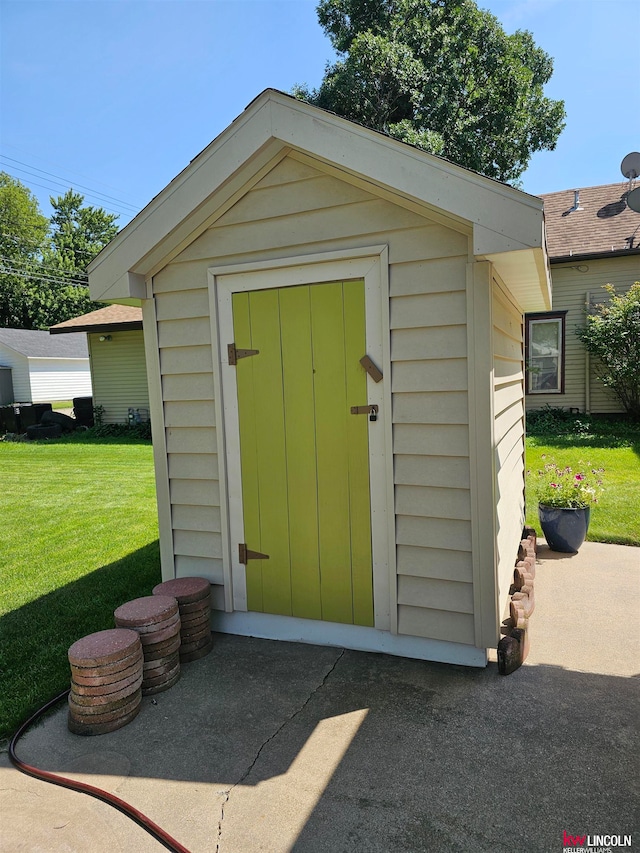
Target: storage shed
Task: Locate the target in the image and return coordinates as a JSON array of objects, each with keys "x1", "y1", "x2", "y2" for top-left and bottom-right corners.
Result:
[
  {"x1": 0, "y1": 327, "x2": 91, "y2": 403},
  {"x1": 88, "y1": 90, "x2": 550, "y2": 667},
  {"x1": 50, "y1": 305, "x2": 148, "y2": 424}
]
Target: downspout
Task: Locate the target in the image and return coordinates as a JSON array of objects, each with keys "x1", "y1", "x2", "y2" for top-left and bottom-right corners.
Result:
[{"x1": 585, "y1": 291, "x2": 591, "y2": 414}]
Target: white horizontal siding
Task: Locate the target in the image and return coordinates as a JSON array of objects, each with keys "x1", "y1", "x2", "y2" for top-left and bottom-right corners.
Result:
[
  {"x1": 397, "y1": 515, "x2": 472, "y2": 552},
  {"x1": 88, "y1": 331, "x2": 147, "y2": 424},
  {"x1": 0, "y1": 345, "x2": 30, "y2": 401},
  {"x1": 28, "y1": 358, "x2": 91, "y2": 403},
  {"x1": 396, "y1": 545, "x2": 472, "y2": 583},
  {"x1": 392, "y1": 359, "x2": 468, "y2": 393},
  {"x1": 397, "y1": 576, "x2": 474, "y2": 613},
  {"x1": 391, "y1": 325, "x2": 467, "y2": 361},
  {"x1": 165, "y1": 427, "x2": 216, "y2": 454},
  {"x1": 170, "y1": 478, "x2": 220, "y2": 506},
  {"x1": 160, "y1": 345, "x2": 213, "y2": 374},
  {"x1": 151, "y1": 279, "x2": 222, "y2": 573},
  {"x1": 492, "y1": 279, "x2": 525, "y2": 614},
  {"x1": 167, "y1": 453, "x2": 218, "y2": 480},
  {"x1": 392, "y1": 391, "x2": 468, "y2": 425},
  {"x1": 397, "y1": 605, "x2": 475, "y2": 645},
  {"x1": 172, "y1": 504, "x2": 221, "y2": 533},
  {"x1": 152, "y1": 153, "x2": 478, "y2": 647},
  {"x1": 162, "y1": 373, "x2": 215, "y2": 401},
  {"x1": 173, "y1": 529, "x2": 222, "y2": 559},
  {"x1": 395, "y1": 485, "x2": 470, "y2": 520},
  {"x1": 175, "y1": 554, "x2": 224, "y2": 584},
  {"x1": 394, "y1": 424, "x2": 470, "y2": 457}
]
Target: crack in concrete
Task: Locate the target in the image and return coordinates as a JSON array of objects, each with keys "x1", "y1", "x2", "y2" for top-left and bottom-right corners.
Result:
[{"x1": 214, "y1": 648, "x2": 345, "y2": 853}]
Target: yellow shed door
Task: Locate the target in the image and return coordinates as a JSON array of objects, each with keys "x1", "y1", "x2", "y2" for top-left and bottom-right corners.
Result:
[{"x1": 233, "y1": 280, "x2": 374, "y2": 627}]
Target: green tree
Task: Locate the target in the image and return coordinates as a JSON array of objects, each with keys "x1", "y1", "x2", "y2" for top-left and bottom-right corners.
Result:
[
  {"x1": 0, "y1": 173, "x2": 49, "y2": 327},
  {"x1": 576, "y1": 283, "x2": 640, "y2": 420},
  {"x1": 0, "y1": 180, "x2": 119, "y2": 330},
  {"x1": 294, "y1": 0, "x2": 566, "y2": 183},
  {"x1": 28, "y1": 189, "x2": 120, "y2": 329},
  {"x1": 45, "y1": 189, "x2": 119, "y2": 278}
]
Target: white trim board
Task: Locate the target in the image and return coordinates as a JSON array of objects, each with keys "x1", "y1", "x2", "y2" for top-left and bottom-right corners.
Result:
[
  {"x1": 212, "y1": 611, "x2": 488, "y2": 668},
  {"x1": 208, "y1": 247, "x2": 396, "y2": 632},
  {"x1": 142, "y1": 296, "x2": 175, "y2": 581},
  {"x1": 89, "y1": 90, "x2": 548, "y2": 313}
]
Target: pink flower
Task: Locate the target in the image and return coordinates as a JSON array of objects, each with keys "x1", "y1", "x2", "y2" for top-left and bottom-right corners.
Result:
[
  {"x1": 575, "y1": 473, "x2": 585, "y2": 481},
  {"x1": 550, "y1": 483, "x2": 558, "y2": 488}
]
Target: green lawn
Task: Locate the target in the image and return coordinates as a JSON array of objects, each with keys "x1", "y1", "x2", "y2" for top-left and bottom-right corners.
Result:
[
  {"x1": 524, "y1": 414, "x2": 640, "y2": 546},
  {"x1": 0, "y1": 435, "x2": 160, "y2": 741}
]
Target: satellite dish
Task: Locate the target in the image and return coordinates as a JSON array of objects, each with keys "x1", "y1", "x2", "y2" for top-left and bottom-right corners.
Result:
[
  {"x1": 627, "y1": 186, "x2": 640, "y2": 213},
  {"x1": 621, "y1": 152, "x2": 640, "y2": 180}
]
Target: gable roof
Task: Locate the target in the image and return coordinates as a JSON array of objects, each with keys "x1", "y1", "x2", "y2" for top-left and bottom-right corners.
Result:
[
  {"x1": 50, "y1": 304, "x2": 143, "y2": 335},
  {"x1": 88, "y1": 88, "x2": 550, "y2": 312},
  {"x1": 541, "y1": 182, "x2": 640, "y2": 262},
  {"x1": 0, "y1": 328, "x2": 88, "y2": 358}
]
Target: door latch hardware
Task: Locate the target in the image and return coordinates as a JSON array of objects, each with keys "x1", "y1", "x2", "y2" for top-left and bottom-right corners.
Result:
[
  {"x1": 351, "y1": 404, "x2": 379, "y2": 421},
  {"x1": 228, "y1": 343, "x2": 260, "y2": 365},
  {"x1": 359, "y1": 355, "x2": 383, "y2": 383},
  {"x1": 239, "y1": 543, "x2": 270, "y2": 564}
]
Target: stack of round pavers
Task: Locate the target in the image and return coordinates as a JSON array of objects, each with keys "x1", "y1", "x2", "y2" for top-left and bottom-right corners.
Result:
[
  {"x1": 114, "y1": 595, "x2": 181, "y2": 694},
  {"x1": 67, "y1": 628, "x2": 143, "y2": 735},
  {"x1": 152, "y1": 577, "x2": 213, "y2": 662}
]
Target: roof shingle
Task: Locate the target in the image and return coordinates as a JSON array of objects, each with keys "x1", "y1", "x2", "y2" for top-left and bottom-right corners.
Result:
[
  {"x1": 541, "y1": 182, "x2": 640, "y2": 261},
  {"x1": 49, "y1": 305, "x2": 143, "y2": 334},
  {"x1": 0, "y1": 328, "x2": 88, "y2": 358}
]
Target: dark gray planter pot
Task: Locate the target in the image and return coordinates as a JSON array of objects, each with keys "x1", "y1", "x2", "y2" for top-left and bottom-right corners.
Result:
[{"x1": 538, "y1": 504, "x2": 591, "y2": 553}]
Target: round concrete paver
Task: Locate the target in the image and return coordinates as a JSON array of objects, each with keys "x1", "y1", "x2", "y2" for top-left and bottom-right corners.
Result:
[
  {"x1": 153, "y1": 576, "x2": 210, "y2": 605},
  {"x1": 68, "y1": 629, "x2": 141, "y2": 667},
  {"x1": 114, "y1": 595, "x2": 178, "y2": 627}
]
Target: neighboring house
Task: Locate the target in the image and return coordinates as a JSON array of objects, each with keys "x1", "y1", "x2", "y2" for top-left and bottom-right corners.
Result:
[
  {"x1": 50, "y1": 304, "x2": 148, "y2": 424},
  {"x1": 0, "y1": 327, "x2": 91, "y2": 403},
  {"x1": 88, "y1": 89, "x2": 550, "y2": 667},
  {"x1": 525, "y1": 182, "x2": 640, "y2": 414}
]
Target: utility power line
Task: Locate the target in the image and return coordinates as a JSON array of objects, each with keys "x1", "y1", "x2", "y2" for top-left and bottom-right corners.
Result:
[
  {"x1": 0, "y1": 155, "x2": 140, "y2": 213},
  {"x1": 1, "y1": 141, "x2": 136, "y2": 200},
  {"x1": 0, "y1": 230, "x2": 99, "y2": 258},
  {"x1": 0, "y1": 264, "x2": 89, "y2": 288},
  {"x1": 1, "y1": 170, "x2": 136, "y2": 222},
  {"x1": 1, "y1": 172, "x2": 131, "y2": 221},
  {"x1": 0, "y1": 254, "x2": 89, "y2": 282}
]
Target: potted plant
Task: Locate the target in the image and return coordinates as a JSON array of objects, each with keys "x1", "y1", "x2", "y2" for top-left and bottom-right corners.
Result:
[{"x1": 533, "y1": 458, "x2": 604, "y2": 552}]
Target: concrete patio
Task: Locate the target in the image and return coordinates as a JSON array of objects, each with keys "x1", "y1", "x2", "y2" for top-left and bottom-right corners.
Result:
[{"x1": 1, "y1": 540, "x2": 638, "y2": 852}]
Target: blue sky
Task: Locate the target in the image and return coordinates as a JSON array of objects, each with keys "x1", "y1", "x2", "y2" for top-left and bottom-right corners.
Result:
[{"x1": 1, "y1": 0, "x2": 638, "y2": 228}]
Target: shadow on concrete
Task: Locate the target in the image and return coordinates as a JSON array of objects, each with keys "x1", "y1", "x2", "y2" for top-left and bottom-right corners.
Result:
[{"x1": 10, "y1": 633, "x2": 639, "y2": 852}]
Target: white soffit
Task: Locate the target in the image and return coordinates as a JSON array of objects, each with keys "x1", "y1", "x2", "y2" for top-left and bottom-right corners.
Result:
[{"x1": 88, "y1": 89, "x2": 548, "y2": 310}]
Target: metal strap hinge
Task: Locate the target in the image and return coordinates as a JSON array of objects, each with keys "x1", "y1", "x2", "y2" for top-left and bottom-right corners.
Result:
[
  {"x1": 239, "y1": 543, "x2": 269, "y2": 564},
  {"x1": 228, "y1": 343, "x2": 259, "y2": 365}
]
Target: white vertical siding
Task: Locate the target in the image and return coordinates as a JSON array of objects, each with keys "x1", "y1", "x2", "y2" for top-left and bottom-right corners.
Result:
[
  {"x1": 0, "y1": 344, "x2": 31, "y2": 402},
  {"x1": 28, "y1": 358, "x2": 92, "y2": 402},
  {"x1": 152, "y1": 154, "x2": 478, "y2": 639},
  {"x1": 88, "y1": 330, "x2": 148, "y2": 424},
  {"x1": 526, "y1": 255, "x2": 638, "y2": 414}
]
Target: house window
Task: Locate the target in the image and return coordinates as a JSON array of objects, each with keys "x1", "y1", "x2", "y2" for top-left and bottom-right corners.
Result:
[{"x1": 525, "y1": 312, "x2": 566, "y2": 394}]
